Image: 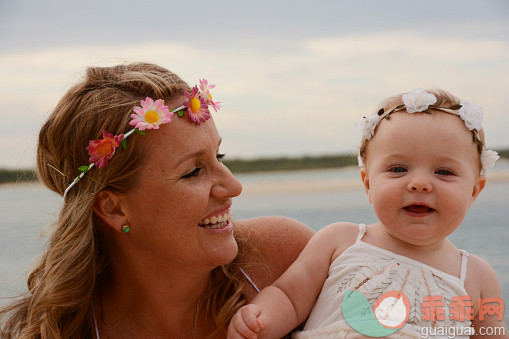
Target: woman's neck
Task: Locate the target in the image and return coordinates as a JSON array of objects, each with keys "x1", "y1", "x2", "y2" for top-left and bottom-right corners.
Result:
[{"x1": 96, "y1": 262, "x2": 214, "y2": 337}]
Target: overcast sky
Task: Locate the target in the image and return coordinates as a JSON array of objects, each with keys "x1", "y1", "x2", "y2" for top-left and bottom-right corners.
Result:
[{"x1": 1, "y1": 0, "x2": 508, "y2": 168}]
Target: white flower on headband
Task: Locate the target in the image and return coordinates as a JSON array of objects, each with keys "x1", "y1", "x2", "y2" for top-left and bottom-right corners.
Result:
[
  {"x1": 130, "y1": 97, "x2": 172, "y2": 130},
  {"x1": 401, "y1": 88, "x2": 437, "y2": 113},
  {"x1": 459, "y1": 101, "x2": 483, "y2": 131},
  {"x1": 356, "y1": 114, "x2": 381, "y2": 140},
  {"x1": 357, "y1": 155, "x2": 364, "y2": 168},
  {"x1": 481, "y1": 149, "x2": 499, "y2": 175}
]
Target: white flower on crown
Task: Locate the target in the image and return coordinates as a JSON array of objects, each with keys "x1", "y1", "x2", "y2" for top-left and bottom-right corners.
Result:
[
  {"x1": 458, "y1": 101, "x2": 483, "y2": 131},
  {"x1": 356, "y1": 114, "x2": 381, "y2": 140},
  {"x1": 401, "y1": 88, "x2": 437, "y2": 113},
  {"x1": 481, "y1": 149, "x2": 499, "y2": 175},
  {"x1": 357, "y1": 155, "x2": 364, "y2": 168}
]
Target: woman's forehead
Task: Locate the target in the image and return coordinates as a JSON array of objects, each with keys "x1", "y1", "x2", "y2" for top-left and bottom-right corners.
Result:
[{"x1": 146, "y1": 116, "x2": 220, "y2": 164}]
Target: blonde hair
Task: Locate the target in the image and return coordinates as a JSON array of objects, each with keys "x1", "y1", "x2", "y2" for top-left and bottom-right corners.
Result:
[
  {"x1": 359, "y1": 88, "x2": 485, "y2": 168},
  {"x1": 0, "y1": 62, "x2": 247, "y2": 338}
]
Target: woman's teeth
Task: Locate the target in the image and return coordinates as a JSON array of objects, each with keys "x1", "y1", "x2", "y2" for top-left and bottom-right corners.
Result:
[{"x1": 198, "y1": 212, "x2": 231, "y2": 229}]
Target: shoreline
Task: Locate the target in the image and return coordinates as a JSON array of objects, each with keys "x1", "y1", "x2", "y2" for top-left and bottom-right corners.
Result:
[{"x1": 3, "y1": 168, "x2": 509, "y2": 195}]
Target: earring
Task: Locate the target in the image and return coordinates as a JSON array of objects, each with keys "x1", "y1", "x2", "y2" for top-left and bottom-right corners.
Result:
[{"x1": 121, "y1": 225, "x2": 131, "y2": 233}]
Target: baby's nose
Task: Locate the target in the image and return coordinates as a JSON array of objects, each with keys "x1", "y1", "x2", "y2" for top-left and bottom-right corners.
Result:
[{"x1": 407, "y1": 179, "x2": 432, "y2": 192}]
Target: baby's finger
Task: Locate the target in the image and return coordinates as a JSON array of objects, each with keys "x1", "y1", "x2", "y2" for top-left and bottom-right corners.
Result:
[
  {"x1": 227, "y1": 325, "x2": 252, "y2": 339},
  {"x1": 241, "y1": 305, "x2": 263, "y2": 332},
  {"x1": 227, "y1": 324, "x2": 254, "y2": 339},
  {"x1": 229, "y1": 311, "x2": 259, "y2": 339},
  {"x1": 256, "y1": 318, "x2": 265, "y2": 331}
]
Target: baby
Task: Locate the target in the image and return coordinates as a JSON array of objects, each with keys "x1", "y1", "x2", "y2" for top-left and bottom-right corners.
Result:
[{"x1": 228, "y1": 88, "x2": 507, "y2": 338}]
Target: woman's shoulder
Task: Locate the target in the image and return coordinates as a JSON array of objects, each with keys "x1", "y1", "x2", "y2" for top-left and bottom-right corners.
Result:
[
  {"x1": 236, "y1": 216, "x2": 314, "y2": 258},
  {"x1": 234, "y1": 216, "x2": 314, "y2": 294}
]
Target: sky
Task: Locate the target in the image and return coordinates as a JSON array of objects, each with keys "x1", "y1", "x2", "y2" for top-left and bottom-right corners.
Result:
[{"x1": 1, "y1": 0, "x2": 508, "y2": 168}]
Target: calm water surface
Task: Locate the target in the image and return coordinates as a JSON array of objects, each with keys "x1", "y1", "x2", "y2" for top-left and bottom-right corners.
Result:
[{"x1": 1, "y1": 163, "x2": 508, "y2": 323}]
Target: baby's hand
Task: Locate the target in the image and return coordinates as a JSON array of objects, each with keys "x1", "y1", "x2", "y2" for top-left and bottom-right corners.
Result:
[{"x1": 227, "y1": 304, "x2": 265, "y2": 339}]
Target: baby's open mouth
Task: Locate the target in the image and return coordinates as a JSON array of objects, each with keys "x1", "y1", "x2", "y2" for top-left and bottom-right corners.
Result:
[
  {"x1": 404, "y1": 204, "x2": 435, "y2": 213},
  {"x1": 198, "y1": 211, "x2": 232, "y2": 229}
]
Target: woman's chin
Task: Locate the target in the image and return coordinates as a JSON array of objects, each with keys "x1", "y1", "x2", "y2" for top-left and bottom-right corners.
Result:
[
  {"x1": 220, "y1": 236, "x2": 239, "y2": 265},
  {"x1": 200, "y1": 233, "x2": 239, "y2": 267}
]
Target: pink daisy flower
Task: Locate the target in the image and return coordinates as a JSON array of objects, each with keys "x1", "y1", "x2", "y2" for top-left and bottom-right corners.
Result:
[
  {"x1": 86, "y1": 130, "x2": 124, "y2": 169},
  {"x1": 130, "y1": 97, "x2": 172, "y2": 130},
  {"x1": 199, "y1": 79, "x2": 222, "y2": 112},
  {"x1": 183, "y1": 86, "x2": 211, "y2": 125}
]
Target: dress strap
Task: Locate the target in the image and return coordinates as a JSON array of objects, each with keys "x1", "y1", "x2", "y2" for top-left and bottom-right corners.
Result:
[
  {"x1": 92, "y1": 303, "x2": 100, "y2": 339},
  {"x1": 459, "y1": 249, "x2": 469, "y2": 282},
  {"x1": 239, "y1": 267, "x2": 261, "y2": 293},
  {"x1": 356, "y1": 224, "x2": 367, "y2": 243}
]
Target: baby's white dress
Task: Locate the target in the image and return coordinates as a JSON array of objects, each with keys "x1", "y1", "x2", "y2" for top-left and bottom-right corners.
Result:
[{"x1": 294, "y1": 224, "x2": 472, "y2": 339}]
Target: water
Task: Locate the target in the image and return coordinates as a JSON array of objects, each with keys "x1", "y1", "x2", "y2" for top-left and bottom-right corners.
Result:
[{"x1": 1, "y1": 162, "x2": 508, "y2": 324}]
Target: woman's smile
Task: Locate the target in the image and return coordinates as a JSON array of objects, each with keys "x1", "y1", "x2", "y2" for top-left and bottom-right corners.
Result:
[{"x1": 199, "y1": 209, "x2": 233, "y2": 233}]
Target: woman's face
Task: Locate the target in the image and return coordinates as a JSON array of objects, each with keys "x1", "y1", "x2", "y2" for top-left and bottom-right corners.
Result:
[{"x1": 120, "y1": 107, "x2": 243, "y2": 271}]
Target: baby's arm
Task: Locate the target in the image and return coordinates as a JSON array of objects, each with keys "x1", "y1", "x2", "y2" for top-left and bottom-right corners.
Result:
[
  {"x1": 228, "y1": 222, "x2": 358, "y2": 339},
  {"x1": 467, "y1": 255, "x2": 508, "y2": 339}
]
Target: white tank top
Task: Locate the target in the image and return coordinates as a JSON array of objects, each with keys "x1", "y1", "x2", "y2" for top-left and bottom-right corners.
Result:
[{"x1": 296, "y1": 224, "x2": 471, "y2": 339}]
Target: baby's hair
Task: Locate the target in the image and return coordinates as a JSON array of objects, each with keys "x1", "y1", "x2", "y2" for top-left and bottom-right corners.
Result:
[{"x1": 359, "y1": 88, "x2": 485, "y2": 169}]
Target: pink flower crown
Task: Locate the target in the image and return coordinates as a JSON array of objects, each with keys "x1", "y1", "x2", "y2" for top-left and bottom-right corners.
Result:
[{"x1": 63, "y1": 79, "x2": 221, "y2": 199}]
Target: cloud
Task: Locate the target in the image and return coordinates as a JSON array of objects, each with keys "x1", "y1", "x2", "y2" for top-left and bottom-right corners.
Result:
[
  {"x1": 1, "y1": 29, "x2": 508, "y2": 167},
  {"x1": 305, "y1": 32, "x2": 509, "y2": 62}
]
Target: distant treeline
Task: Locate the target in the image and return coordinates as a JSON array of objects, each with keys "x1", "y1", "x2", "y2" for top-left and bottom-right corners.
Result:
[
  {"x1": 224, "y1": 154, "x2": 357, "y2": 173},
  {"x1": 497, "y1": 148, "x2": 509, "y2": 159},
  {"x1": 223, "y1": 148, "x2": 509, "y2": 173},
  {"x1": 1, "y1": 149, "x2": 508, "y2": 184},
  {"x1": 0, "y1": 168, "x2": 37, "y2": 184}
]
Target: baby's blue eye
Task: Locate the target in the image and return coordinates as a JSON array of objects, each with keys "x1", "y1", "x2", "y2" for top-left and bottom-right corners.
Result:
[
  {"x1": 391, "y1": 166, "x2": 407, "y2": 173},
  {"x1": 436, "y1": 169, "x2": 454, "y2": 176}
]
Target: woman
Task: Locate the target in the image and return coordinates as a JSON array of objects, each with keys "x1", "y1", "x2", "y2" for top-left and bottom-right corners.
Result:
[{"x1": 0, "y1": 63, "x2": 313, "y2": 338}]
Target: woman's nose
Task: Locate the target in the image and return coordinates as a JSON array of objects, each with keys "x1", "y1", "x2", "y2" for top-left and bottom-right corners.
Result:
[{"x1": 211, "y1": 164, "x2": 243, "y2": 198}]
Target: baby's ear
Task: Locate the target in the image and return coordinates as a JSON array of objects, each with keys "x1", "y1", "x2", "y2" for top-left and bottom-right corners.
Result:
[
  {"x1": 471, "y1": 174, "x2": 486, "y2": 205},
  {"x1": 360, "y1": 167, "x2": 372, "y2": 203}
]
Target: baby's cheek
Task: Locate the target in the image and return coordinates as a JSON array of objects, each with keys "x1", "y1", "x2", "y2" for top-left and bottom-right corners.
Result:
[{"x1": 444, "y1": 194, "x2": 471, "y2": 222}]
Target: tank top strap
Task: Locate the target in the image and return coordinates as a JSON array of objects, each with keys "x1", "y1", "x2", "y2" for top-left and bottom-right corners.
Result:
[
  {"x1": 92, "y1": 303, "x2": 100, "y2": 339},
  {"x1": 459, "y1": 249, "x2": 469, "y2": 282},
  {"x1": 355, "y1": 224, "x2": 367, "y2": 243},
  {"x1": 239, "y1": 267, "x2": 261, "y2": 293}
]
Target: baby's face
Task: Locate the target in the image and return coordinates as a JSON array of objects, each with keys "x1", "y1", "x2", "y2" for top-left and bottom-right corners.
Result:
[{"x1": 361, "y1": 111, "x2": 485, "y2": 248}]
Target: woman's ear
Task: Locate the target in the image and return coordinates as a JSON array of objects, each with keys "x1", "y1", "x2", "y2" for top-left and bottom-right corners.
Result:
[
  {"x1": 93, "y1": 191, "x2": 128, "y2": 233},
  {"x1": 360, "y1": 167, "x2": 372, "y2": 203}
]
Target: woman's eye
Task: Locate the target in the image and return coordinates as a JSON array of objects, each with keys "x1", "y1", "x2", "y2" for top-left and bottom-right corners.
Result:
[
  {"x1": 216, "y1": 153, "x2": 225, "y2": 162},
  {"x1": 390, "y1": 166, "x2": 407, "y2": 173},
  {"x1": 182, "y1": 168, "x2": 201, "y2": 179},
  {"x1": 436, "y1": 169, "x2": 454, "y2": 176}
]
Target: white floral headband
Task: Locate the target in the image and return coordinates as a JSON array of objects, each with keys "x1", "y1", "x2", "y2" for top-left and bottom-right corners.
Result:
[
  {"x1": 62, "y1": 79, "x2": 220, "y2": 199},
  {"x1": 356, "y1": 88, "x2": 499, "y2": 175}
]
